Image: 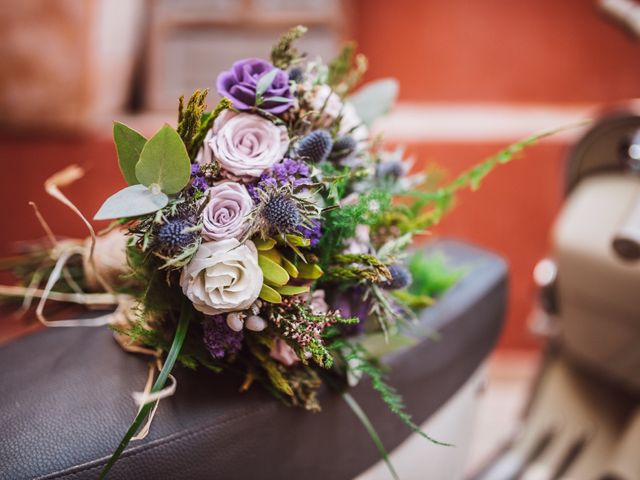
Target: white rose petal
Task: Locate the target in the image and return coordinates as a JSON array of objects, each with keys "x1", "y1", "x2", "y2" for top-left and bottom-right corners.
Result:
[{"x1": 180, "y1": 239, "x2": 263, "y2": 315}]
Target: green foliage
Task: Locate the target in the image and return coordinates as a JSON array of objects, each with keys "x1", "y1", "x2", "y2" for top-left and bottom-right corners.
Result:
[
  {"x1": 342, "y1": 342, "x2": 451, "y2": 446},
  {"x1": 177, "y1": 89, "x2": 208, "y2": 154},
  {"x1": 99, "y1": 297, "x2": 192, "y2": 479},
  {"x1": 408, "y1": 253, "x2": 464, "y2": 298},
  {"x1": 93, "y1": 184, "x2": 169, "y2": 220},
  {"x1": 188, "y1": 97, "x2": 233, "y2": 159},
  {"x1": 325, "y1": 253, "x2": 391, "y2": 283},
  {"x1": 113, "y1": 122, "x2": 147, "y2": 185},
  {"x1": 135, "y1": 124, "x2": 191, "y2": 195},
  {"x1": 318, "y1": 189, "x2": 392, "y2": 267},
  {"x1": 401, "y1": 124, "x2": 577, "y2": 230},
  {"x1": 270, "y1": 25, "x2": 307, "y2": 69},
  {"x1": 327, "y1": 43, "x2": 368, "y2": 96}
]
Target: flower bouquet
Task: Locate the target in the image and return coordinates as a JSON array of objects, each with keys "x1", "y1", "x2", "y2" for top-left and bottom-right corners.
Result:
[{"x1": 0, "y1": 26, "x2": 567, "y2": 479}]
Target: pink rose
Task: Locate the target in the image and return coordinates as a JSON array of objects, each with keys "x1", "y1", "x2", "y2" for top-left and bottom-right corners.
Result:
[
  {"x1": 310, "y1": 290, "x2": 329, "y2": 315},
  {"x1": 204, "y1": 110, "x2": 289, "y2": 179},
  {"x1": 270, "y1": 338, "x2": 299, "y2": 366},
  {"x1": 202, "y1": 182, "x2": 253, "y2": 241}
]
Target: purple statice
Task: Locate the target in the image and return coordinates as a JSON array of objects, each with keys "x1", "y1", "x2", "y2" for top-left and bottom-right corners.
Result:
[
  {"x1": 298, "y1": 218, "x2": 321, "y2": 247},
  {"x1": 203, "y1": 315, "x2": 243, "y2": 360},
  {"x1": 247, "y1": 158, "x2": 312, "y2": 202},
  {"x1": 190, "y1": 163, "x2": 209, "y2": 192},
  {"x1": 331, "y1": 287, "x2": 369, "y2": 336}
]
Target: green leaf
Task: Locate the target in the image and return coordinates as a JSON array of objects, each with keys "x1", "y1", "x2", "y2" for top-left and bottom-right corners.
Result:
[
  {"x1": 113, "y1": 122, "x2": 147, "y2": 185},
  {"x1": 256, "y1": 69, "x2": 279, "y2": 97},
  {"x1": 99, "y1": 298, "x2": 192, "y2": 479},
  {"x1": 259, "y1": 254, "x2": 290, "y2": 286},
  {"x1": 135, "y1": 124, "x2": 191, "y2": 194},
  {"x1": 285, "y1": 234, "x2": 310, "y2": 247},
  {"x1": 348, "y1": 78, "x2": 399, "y2": 126},
  {"x1": 260, "y1": 249, "x2": 282, "y2": 264},
  {"x1": 297, "y1": 263, "x2": 323, "y2": 280},
  {"x1": 276, "y1": 285, "x2": 310, "y2": 296},
  {"x1": 94, "y1": 184, "x2": 168, "y2": 220},
  {"x1": 265, "y1": 96, "x2": 293, "y2": 103},
  {"x1": 259, "y1": 284, "x2": 282, "y2": 303},
  {"x1": 342, "y1": 392, "x2": 399, "y2": 480},
  {"x1": 254, "y1": 237, "x2": 277, "y2": 251},
  {"x1": 281, "y1": 257, "x2": 299, "y2": 278}
]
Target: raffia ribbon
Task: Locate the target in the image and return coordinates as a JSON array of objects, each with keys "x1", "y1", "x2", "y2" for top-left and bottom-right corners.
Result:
[{"x1": 0, "y1": 165, "x2": 177, "y2": 440}]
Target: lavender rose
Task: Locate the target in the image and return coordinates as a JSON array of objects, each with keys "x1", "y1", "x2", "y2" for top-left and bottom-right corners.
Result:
[
  {"x1": 180, "y1": 239, "x2": 263, "y2": 315},
  {"x1": 207, "y1": 110, "x2": 289, "y2": 179},
  {"x1": 202, "y1": 182, "x2": 253, "y2": 241},
  {"x1": 217, "y1": 58, "x2": 293, "y2": 114}
]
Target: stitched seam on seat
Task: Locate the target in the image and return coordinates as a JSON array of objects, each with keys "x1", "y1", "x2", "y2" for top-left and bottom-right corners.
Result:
[{"x1": 40, "y1": 403, "x2": 275, "y2": 479}]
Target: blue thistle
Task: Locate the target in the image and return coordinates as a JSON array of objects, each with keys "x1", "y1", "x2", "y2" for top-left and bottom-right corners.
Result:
[
  {"x1": 262, "y1": 194, "x2": 301, "y2": 233},
  {"x1": 382, "y1": 264, "x2": 412, "y2": 290},
  {"x1": 156, "y1": 218, "x2": 196, "y2": 254},
  {"x1": 296, "y1": 130, "x2": 332, "y2": 163},
  {"x1": 203, "y1": 315, "x2": 243, "y2": 360},
  {"x1": 288, "y1": 67, "x2": 304, "y2": 84},
  {"x1": 330, "y1": 135, "x2": 357, "y2": 161}
]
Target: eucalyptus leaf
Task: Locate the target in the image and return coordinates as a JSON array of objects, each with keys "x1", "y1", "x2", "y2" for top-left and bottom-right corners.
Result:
[
  {"x1": 348, "y1": 78, "x2": 399, "y2": 126},
  {"x1": 94, "y1": 184, "x2": 168, "y2": 220},
  {"x1": 113, "y1": 122, "x2": 147, "y2": 185},
  {"x1": 256, "y1": 69, "x2": 279, "y2": 97},
  {"x1": 135, "y1": 124, "x2": 191, "y2": 194},
  {"x1": 265, "y1": 96, "x2": 293, "y2": 103}
]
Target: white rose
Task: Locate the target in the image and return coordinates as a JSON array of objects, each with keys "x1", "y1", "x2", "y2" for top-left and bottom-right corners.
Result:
[
  {"x1": 205, "y1": 110, "x2": 289, "y2": 179},
  {"x1": 310, "y1": 84, "x2": 344, "y2": 121},
  {"x1": 180, "y1": 239, "x2": 263, "y2": 315}
]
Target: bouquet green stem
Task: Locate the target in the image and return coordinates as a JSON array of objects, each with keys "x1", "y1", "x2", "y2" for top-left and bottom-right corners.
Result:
[{"x1": 99, "y1": 299, "x2": 193, "y2": 479}]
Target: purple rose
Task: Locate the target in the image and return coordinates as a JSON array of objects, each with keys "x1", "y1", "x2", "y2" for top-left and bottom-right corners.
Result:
[{"x1": 217, "y1": 58, "x2": 293, "y2": 114}]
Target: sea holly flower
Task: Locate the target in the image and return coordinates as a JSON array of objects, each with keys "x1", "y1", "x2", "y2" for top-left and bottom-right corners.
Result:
[
  {"x1": 201, "y1": 182, "x2": 253, "y2": 241},
  {"x1": 180, "y1": 239, "x2": 263, "y2": 315},
  {"x1": 203, "y1": 110, "x2": 289, "y2": 180},
  {"x1": 216, "y1": 58, "x2": 293, "y2": 114}
]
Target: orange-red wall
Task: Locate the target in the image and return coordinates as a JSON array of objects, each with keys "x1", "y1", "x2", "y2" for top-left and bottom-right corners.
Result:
[{"x1": 352, "y1": 0, "x2": 640, "y2": 103}]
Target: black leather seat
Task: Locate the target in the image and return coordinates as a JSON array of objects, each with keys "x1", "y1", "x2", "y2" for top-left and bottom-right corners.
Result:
[{"x1": 0, "y1": 239, "x2": 507, "y2": 480}]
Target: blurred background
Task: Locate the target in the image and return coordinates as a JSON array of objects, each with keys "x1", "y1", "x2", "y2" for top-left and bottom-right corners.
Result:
[{"x1": 1, "y1": 0, "x2": 639, "y2": 474}]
